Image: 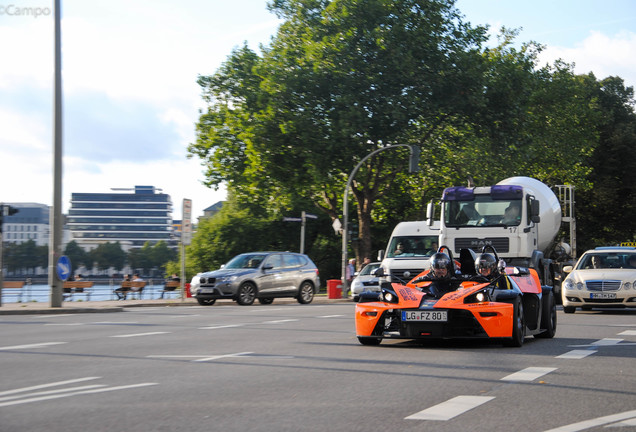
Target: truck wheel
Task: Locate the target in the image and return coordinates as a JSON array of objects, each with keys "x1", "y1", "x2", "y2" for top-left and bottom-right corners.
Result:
[
  {"x1": 536, "y1": 291, "x2": 556, "y2": 339},
  {"x1": 504, "y1": 297, "x2": 525, "y2": 347}
]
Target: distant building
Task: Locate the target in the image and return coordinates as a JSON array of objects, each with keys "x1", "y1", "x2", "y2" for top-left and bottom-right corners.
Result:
[
  {"x1": 67, "y1": 186, "x2": 174, "y2": 252},
  {"x1": 203, "y1": 201, "x2": 223, "y2": 218},
  {"x1": 1, "y1": 202, "x2": 51, "y2": 246}
]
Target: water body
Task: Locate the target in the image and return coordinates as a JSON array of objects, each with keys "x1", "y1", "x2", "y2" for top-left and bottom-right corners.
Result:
[{"x1": 2, "y1": 283, "x2": 183, "y2": 303}]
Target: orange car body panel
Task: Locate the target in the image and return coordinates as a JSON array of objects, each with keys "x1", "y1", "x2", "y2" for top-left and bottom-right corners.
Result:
[{"x1": 355, "y1": 278, "x2": 522, "y2": 339}]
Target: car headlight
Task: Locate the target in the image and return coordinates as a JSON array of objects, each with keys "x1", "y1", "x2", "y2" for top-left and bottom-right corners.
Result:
[
  {"x1": 381, "y1": 289, "x2": 399, "y2": 304},
  {"x1": 464, "y1": 289, "x2": 491, "y2": 304},
  {"x1": 564, "y1": 279, "x2": 574, "y2": 290},
  {"x1": 624, "y1": 281, "x2": 632, "y2": 290},
  {"x1": 576, "y1": 282, "x2": 584, "y2": 290},
  {"x1": 218, "y1": 275, "x2": 237, "y2": 283}
]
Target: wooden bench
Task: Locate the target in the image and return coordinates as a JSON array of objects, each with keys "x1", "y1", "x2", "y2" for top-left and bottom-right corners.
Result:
[
  {"x1": 2, "y1": 281, "x2": 25, "y2": 302},
  {"x1": 160, "y1": 280, "x2": 181, "y2": 299},
  {"x1": 115, "y1": 281, "x2": 146, "y2": 300},
  {"x1": 63, "y1": 280, "x2": 94, "y2": 301}
]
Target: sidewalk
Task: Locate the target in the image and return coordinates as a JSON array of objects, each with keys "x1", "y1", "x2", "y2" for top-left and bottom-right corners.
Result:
[{"x1": 0, "y1": 295, "x2": 352, "y2": 315}]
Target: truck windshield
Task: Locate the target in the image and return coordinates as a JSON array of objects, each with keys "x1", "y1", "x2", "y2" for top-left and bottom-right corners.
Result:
[
  {"x1": 444, "y1": 197, "x2": 522, "y2": 228},
  {"x1": 386, "y1": 236, "x2": 439, "y2": 258}
]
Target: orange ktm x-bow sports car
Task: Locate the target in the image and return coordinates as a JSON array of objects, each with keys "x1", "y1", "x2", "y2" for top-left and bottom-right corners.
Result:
[{"x1": 355, "y1": 246, "x2": 557, "y2": 347}]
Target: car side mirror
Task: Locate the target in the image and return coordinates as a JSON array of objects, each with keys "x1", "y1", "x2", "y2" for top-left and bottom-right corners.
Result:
[
  {"x1": 374, "y1": 267, "x2": 385, "y2": 277},
  {"x1": 262, "y1": 264, "x2": 273, "y2": 271},
  {"x1": 563, "y1": 265, "x2": 573, "y2": 273}
]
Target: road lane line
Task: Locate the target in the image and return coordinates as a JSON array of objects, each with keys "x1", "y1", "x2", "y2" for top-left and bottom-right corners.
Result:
[
  {"x1": 0, "y1": 342, "x2": 67, "y2": 350},
  {"x1": 406, "y1": 395, "x2": 495, "y2": 420},
  {"x1": 110, "y1": 332, "x2": 170, "y2": 338},
  {"x1": 262, "y1": 319, "x2": 298, "y2": 324},
  {"x1": 544, "y1": 409, "x2": 636, "y2": 432},
  {"x1": 317, "y1": 315, "x2": 344, "y2": 318},
  {"x1": 0, "y1": 377, "x2": 101, "y2": 396},
  {"x1": 0, "y1": 385, "x2": 107, "y2": 402},
  {"x1": 199, "y1": 324, "x2": 244, "y2": 330},
  {"x1": 556, "y1": 350, "x2": 597, "y2": 359},
  {"x1": 0, "y1": 383, "x2": 158, "y2": 407},
  {"x1": 194, "y1": 352, "x2": 254, "y2": 362},
  {"x1": 618, "y1": 330, "x2": 636, "y2": 336},
  {"x1": 501, "y1": 367, "x2": 557, "y2": 382}
]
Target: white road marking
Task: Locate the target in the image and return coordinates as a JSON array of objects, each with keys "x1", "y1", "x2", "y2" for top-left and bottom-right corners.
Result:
[
  {"x1": 32, "y1": 314, "x2": 74, "y2": 318},
  {"x1": 618, "y1": 330, "x2": 636, "y2": 336},
  {"x1": 0, "y1": 383, "x2": 158, "y2": 407},
  {"x1": 501, "y1": 367, "x2": 557, "y2": 382},
  {"x1": 199, "y1": 324, "x2": 244, "y2": 330},
  {"x1": 556, "y1": 350, "x2": 597, "y2": 359},
  {"x1": 193, "y1": 352, "x2": 254, "y2": 362},
  {"x1": 0, "y1": 385, "x2": 107, "y2": 402},
  {"x1": 406, "y1": 395, "x2": 495, "y2": 421},
  {"x1": 317, "y1": 315, "x2": 344, "y2": 318},
  {"x1": 45, "y1": 323, "x2": 83, "y2": 326},
  {"x1": 543, "y1": 409, "x2": 636, "y2": 431},
  {"x1": 262, "y1": 319, "x2": 298, "y2": 324},
  {"x1": 569, "y1": 338, "x2": 623, "y2": 348},
  {"x1": 92, "y1": 322, "x2": 139, "y2": 325},
  {"x1": 110, "y1": 332, "x2": 170, "y2": 338},
  {"x1": 0, "y1": 342, "x2": 67, "y2": 350},
  {"x1": 0, "y1": 377, "x2": 101, "y2": 397}
]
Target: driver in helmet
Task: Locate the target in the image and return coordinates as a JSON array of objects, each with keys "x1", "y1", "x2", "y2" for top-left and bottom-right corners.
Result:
[
  {"x1": 475, "y1": 253, "x2": 511, "y2": 289},
  {"x1": 413, "y1": 252, "x2": 461, "y2": 297}
]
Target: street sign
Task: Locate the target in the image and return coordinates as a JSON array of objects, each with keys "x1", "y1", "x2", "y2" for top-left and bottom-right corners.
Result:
[
  {"x1": 182, "y1": 199, "x2": 192, "y2": 245},
  {"x1": 283, "y1": 217, "x2": 302, "y2": 222},
  {"x1": 56, "y1": 255, "x2": 71, "y2": 281}
]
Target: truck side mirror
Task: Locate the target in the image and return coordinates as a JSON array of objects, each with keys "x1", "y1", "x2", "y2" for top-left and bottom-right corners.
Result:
[
  {"x1": 377, "y1": 250, "x2": 384, "y2": 261},
  {"x1": 426, "y1": 201, "x2": 434, "y2": 226},
  {"x1": 530, "y1": 199, "x2": 541, "y2": 223}
]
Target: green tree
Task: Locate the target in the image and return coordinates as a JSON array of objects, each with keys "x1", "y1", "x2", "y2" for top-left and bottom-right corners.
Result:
[
  {"x1": 64, "y1": 240, "x2": 90, "y2": 274},
  {"x1": 150, "y1": 241, "x2": 178, "y2": 274},
  {"x1": 191, "y1": 0, "x2": 491, "y2": 263},
  {"x1": 89, "y1": 242, "x2": 126, "y2": 273}
]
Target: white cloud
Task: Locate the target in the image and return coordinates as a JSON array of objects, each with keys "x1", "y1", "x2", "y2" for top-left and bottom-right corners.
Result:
[{"x1": 539, "y1": 30, "x2": 636, "y2": 88}]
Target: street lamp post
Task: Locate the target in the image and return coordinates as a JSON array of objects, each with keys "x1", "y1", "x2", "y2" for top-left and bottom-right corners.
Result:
[{"x1": 341, "y1": 144, "x2": 420, "y2": 298}]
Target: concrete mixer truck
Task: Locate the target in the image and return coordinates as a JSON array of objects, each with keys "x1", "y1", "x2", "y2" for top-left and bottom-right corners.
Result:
[{"x1": 427, "y1": 177, "x2": 576, "y2": 300}]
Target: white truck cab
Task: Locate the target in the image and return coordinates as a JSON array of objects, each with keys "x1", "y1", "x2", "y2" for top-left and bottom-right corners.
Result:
[{"x1": 379, "y1": 221, "x2": 440, "y2": 282}]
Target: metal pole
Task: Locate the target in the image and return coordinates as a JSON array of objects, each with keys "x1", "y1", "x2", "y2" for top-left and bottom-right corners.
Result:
[
  {"x1": 341, "y1": 144, "x2": 413, "y2": 298},
  {"x1": 300, "y1": 211, "x2": 306, "y2": 254},
  {"x1": 49, "y1": 0, "x2": 63, "y2": 307}
]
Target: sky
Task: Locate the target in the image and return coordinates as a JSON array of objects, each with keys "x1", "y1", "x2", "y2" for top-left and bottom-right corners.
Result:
[{"x1": 1, "y1": 0, "x2": 635, "y2": 220}]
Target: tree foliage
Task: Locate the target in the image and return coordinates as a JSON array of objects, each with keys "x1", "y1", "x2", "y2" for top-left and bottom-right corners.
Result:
[{"x1": 188, "y1": 0, "x2": 634, "y2": 276}]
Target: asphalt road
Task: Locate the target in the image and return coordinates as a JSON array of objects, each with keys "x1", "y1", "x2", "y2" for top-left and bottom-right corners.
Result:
[{"x1": 1, "y1": 303, "x2": 635, "y2": 432}]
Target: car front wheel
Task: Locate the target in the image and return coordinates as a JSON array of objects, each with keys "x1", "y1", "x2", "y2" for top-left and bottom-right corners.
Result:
[
  {"x1": 236, "y1": 282, "x2": 257, "y2": 305},
  {"x1": 504, "y1": 297, "x2": 525, "y2": 347},
  {"x1": 297, "y1": 282, "x2": 315, "y2": 304}
]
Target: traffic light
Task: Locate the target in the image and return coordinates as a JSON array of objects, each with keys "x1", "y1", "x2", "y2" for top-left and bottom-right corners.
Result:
[{"x1": 409, "y1": 145, "x2": 420, "y2": 173}]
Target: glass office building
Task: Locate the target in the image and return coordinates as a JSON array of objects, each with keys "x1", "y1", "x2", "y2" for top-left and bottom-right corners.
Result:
[{"x1": 67, "y1": 186, "x2": 174, "y2": 251}]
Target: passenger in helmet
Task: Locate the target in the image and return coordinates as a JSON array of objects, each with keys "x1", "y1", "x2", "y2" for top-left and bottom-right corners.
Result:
[
  {"x1": 413, "y1": 252, "x2": 460, "y2": 297},
  {"x1": 475, "y1": 253, "x2": 498, "y2": 279},
  {"x1": 475, "y1": 253, "x2": 511, "y2": 289}
]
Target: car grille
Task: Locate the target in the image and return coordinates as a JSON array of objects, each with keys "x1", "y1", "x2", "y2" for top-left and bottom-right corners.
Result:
[
  {"x1": 199, "y1": 277, "x2": 216, "y2": 285},
  {"x1": 390, "y1": 269, "x2": 425, "y2": 280},
  {"x1": 586, "y1": 280, "x2": 621, "y2": 291},
  {"x1": 454, "y1": 238, "x2": 510, "y2": 253},
  {"x1": 362, "y1": 280, "x2": 379, "y2": 287}
]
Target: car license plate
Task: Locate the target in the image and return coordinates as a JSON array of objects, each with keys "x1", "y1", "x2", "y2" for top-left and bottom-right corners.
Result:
[
  {"x1": 590, "y1": 292, "x2": 616, "y2": 299},
  {"x1": 402, "y1": 310, "x2": 447, "y2": 322},
  {"x1": 199, "y1": 288, "x2": 215, "y2": 294}
]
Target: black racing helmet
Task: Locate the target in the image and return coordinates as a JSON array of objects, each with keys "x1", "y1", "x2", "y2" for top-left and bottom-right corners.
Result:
[
  {"x1": 475, "y1": 253, "x2": 498, "y2": 278},
  {"x1": 430, "y1": 252, "x2": 451, "y2": 278}
]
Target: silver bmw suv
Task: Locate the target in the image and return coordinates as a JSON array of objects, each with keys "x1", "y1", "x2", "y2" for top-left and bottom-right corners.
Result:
[{"x1": 192, "y1": 252, "x2": 321, "y2": 306}]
